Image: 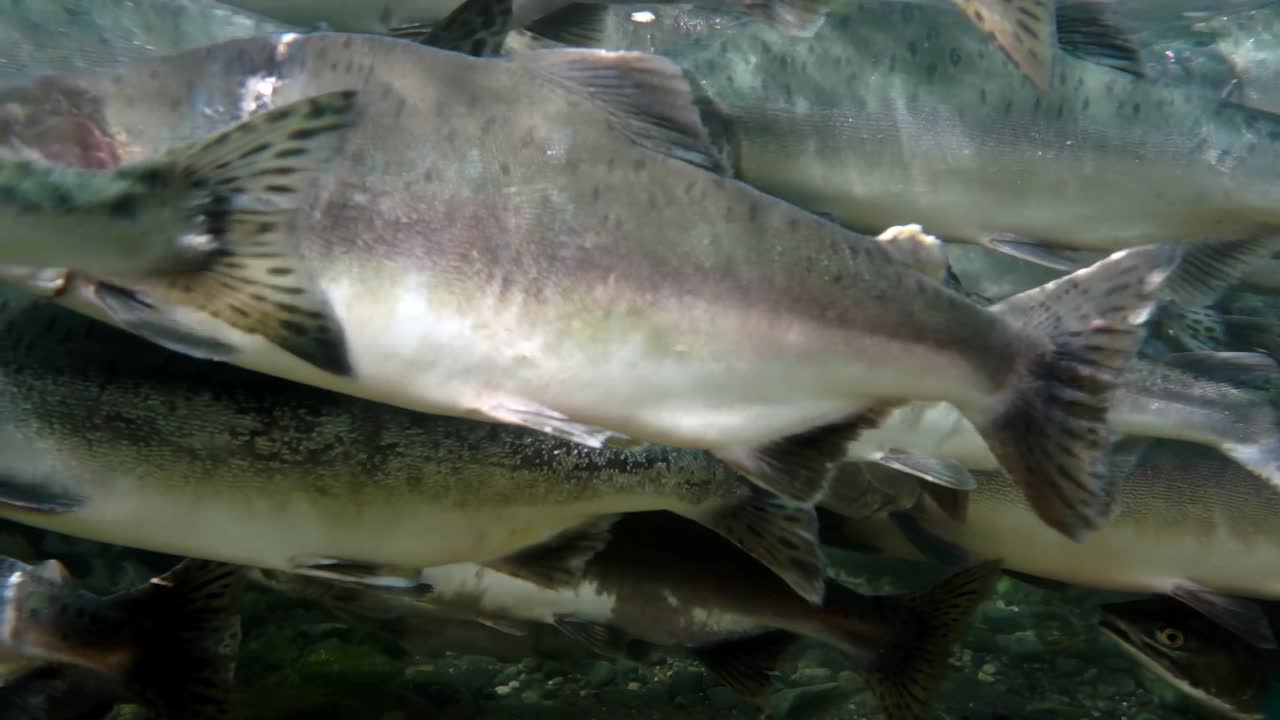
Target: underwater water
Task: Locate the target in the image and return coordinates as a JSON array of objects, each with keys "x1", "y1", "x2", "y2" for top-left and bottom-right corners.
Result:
[{"x1": 1, "y1": 1, "x2": 1280, "y2": 719}]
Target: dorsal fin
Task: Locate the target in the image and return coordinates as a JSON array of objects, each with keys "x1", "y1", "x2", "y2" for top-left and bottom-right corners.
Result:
[{"x1": 517, "y1": 49, "x2": 729, "y2": 174}]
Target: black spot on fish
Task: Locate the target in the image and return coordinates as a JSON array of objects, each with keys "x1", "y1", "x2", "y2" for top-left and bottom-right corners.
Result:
[
  {"x1": 1131, "y1": 102, "x2": 1141, "y2": 117},
  {"x1": 949, "y1": 48, "x2": 962, "y2": 68},
  {"x1": 499, "y1": 161, "x2": 511, "y2": 177},
  {"x1": 633, "y1": 158, "x2": 646, "y2": 172},
  {"x1": 908, "y1": 41, "x2": 919, "y2": 58},
  {"x1": 926, "y1": 62, "x2": 938, "y2": 79},
  {"x1": 979, "y1": 87, "x2": 988, "y2": 105}
]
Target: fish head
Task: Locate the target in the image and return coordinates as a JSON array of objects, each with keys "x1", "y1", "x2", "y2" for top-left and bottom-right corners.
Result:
[{"x1": 1099, "y1": 596, "x2": 1272, "y2": 719}]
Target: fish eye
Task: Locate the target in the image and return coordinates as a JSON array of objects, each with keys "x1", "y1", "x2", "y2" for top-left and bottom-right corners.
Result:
[{"x1": 1156, "y1": 626, "x2": 1185, "y2": 648}]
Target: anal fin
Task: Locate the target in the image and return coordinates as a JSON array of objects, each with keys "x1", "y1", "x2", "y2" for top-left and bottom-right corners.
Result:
[
  {"x1": 697, "y1": 485, "x2": 827, "y2": 604},
  {"x1": 720, "y1": 404, "x2": 896, "y2": 505},
  {"x1": 487, "y1": 515, "x2": 617, "y2": 589},
  {"x1": 481, "y1": 396, "x2": 641, "y2": 449},
  {"x1": 92, "y1": 282, "x2": 243, "y2": 362},
  {"x1": 0, "y1": 472, "x2": 85, "y2": 513},
  {"x1": 693, "y1": 630, "x2": 797, "y2": 699},
  {"x1": 114, "y1": 91, "x2": 361, "y2": 377},
  {"x1": 980, "y1": 234, "x2": 1100, "y2": 270},
  {"x1": 285, "y1": 555, "x2": 431, "y2": 592},
  {"x1": 1169, "y1": 580, "x2": 1277, "y2": 649},
  {"x1": 552, "y1": 615, "x2": 655, "y2": 661}
]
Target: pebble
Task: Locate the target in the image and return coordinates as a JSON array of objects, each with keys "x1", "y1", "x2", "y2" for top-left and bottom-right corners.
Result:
[
  {"x1": 1002, "y1": 630, "x2": 1045, "y2": 657},
  {"x1": 706, "y1": 686, "x2": 742, "y2": 710},
  {"x1": 585, "y1": 661, "x2": 615, "y2": 689},
  {"x1": 494, "y1": 685, "x2": 513, "y2": 697}
]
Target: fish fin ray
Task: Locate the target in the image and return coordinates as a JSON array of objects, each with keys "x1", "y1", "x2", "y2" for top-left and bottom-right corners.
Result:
[
  {"x1": 476, "y1": 616, "x2": 528, "y2": 636},
  {"x1": 1169, "y1": 581, "x2": 1277, "y2": 649},
  {"x1": 948, "y1": 0, "x2": 1056, "y2": 90},
  {"x1": 982, "y1": 244, "x2": 1176, "y2": 539},
  {"x1": 980, "y1": 234, "x2": 1099, "y2": 270},
  {"x1": 693, "y1": 630, "x2": 796, "y2": 698},
  {"x1": 415, "y1": 0, "x2": 514, "y2": 57},
  {"x1": 92, "y1": 282, "x2": 243, "y2": 362},
  {"x1": 117, "y1": 560, "x2": 244, "y2": 720},
  {"x1": 552, "y1": 616, "x2": 644, "y2": 659},
  {"x1": 1222, "y1": 314, "x2": 1280, "y2": 358},
  {"x1": 721, "y1": 404, "x2": 897, "y2": 505},
  {"x1": 1161, "y1": 351, "x2": 1278, "y2": 379},
  {"x1": 121, "y1": 91, "x2": 360, "y2": 376},
  {"x1": 1053, "y1": 1, "x2": 1144, "y2": 77},
  {"x1": 852, "y1": 560, "x2": 1002, "y2": 720},
  {"x1": 524, "y1": 3, "x2": 609, "y2": 47},
  {"x1": 518, "y1": 48, "x2": 728, "y2": 173},
  {"x1": 285, "y1": 556, "x2": 431, "y2": 591},
  {"x1": 1160, "y1": 238, "x2": 1280, "y2": 307},
  {"x1": 820, "y1": 461, "x2": 923, "y2": 520},
  {"x1": 743, "y1": 0, "x2": 828, "y2": 37},
  {"x1": 1155, "y1": 305, "x2": 1232, "y2": 353},
  {"x1": 480, "y1": 396, "x2": 641, "y2": 448},
  {"x1": 875, "y1": 450, "x2": 977, "y2": 492},
  {"x1": 488, "y1": 515, "x2": 618, "y2": 588},
  {"x1": 697, "y1": 485, "x2": 827, "y2": 604},
  {"x1": 0, "y1": 473, "x2": 85, "y2": 513}
]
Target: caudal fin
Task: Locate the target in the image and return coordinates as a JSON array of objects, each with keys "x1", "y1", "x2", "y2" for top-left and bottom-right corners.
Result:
[
  {"x1": 96, "y1": 91, "x2": 361, "y2": 377},
  {"x1": 115, "y1": 560, "x2": 244, "y2": 720},
  {"x1": 981, "y1": 244, "x2": 1175, "y2": 540},
  {"x1": 821, "y1": 561, "x2": 1002, "y2": 720}
]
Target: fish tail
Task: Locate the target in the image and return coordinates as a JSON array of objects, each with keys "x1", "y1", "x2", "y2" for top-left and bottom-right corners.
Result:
[
  {"x1": 822, "y1": 560, "x2": 1002, "y2": 720},
  {"x1": 977, "y1": 244, "x2": 1176, "y2": 540},
  {"x1": 92, "y1": 90, "x2": 362, "y2": 377},
  {"x1": 113, "y1": 560, "x2": 244, "y2": 720}
]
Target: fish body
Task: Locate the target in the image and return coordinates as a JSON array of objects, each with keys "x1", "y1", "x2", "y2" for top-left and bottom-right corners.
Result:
[
  {"x1": 0, "y1": 284, "x2": 827, "y2": 602},
  {"x1": 1099, "y1": 596, "x2": 1277, "y2": 719},
  {"x1": 0, "y1": 556, "x2": 242, "y2": 720},
  {"x1": 266, "y1": 512, "x2": 1002, "y2": 720},
  {"x1": 18, "y1": 33, "x2": 1172, "y2": 539},
  {"x1": 596, "y1": 2, "x2": 1280, "y2": 255},
  {"x1": 840, "y1": 441, "x2": 1280, "y2": 601}
]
